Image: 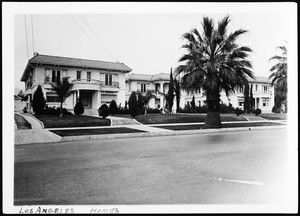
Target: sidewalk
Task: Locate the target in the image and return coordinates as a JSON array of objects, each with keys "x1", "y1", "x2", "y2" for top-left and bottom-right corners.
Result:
[
  {"x1": 15, "y1": 113, "x2": 61, "y2": 145},
  {"x1": 14, "y1": 113, "x2": 287, "y2": 145}
]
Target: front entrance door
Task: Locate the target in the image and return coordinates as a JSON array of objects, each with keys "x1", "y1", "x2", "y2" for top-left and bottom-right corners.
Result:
[{"x1": 80, "y1": 91, "x2": 93, "y2": 109}]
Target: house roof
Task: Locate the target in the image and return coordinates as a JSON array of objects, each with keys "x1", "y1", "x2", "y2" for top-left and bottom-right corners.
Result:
[
  {"x1": 21, "y1": 53, "x2": 132, "y2": 81},
  {"x1": 126, "y1": 73, "x2": 170, "y2": 82},
  {"x1": 247, "y1": 76, "x2": 272, "y2": 84}
]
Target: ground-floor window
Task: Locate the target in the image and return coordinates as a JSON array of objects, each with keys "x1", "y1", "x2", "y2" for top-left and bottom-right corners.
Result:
[
  {"x1": 46, "y1": 92, "x2": 60, "y2": 102},
  {"x1": 262, "y1": 98, "x2": 269, "y2": 107}
]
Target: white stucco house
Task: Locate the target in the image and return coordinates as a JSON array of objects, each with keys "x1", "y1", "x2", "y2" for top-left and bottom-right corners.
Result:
[
  {"x1": 125, "y1": 73, "x2": 275, "y2": 113},
  {"x1": 125, "y1": 73, "x2": 177, "y2": 112},
  {"x1": 183, "y1": 76, "x2": 275, "y2": 113},
  {"x1": 20, "y1": 53, "x2": 132, "y2": 114}
]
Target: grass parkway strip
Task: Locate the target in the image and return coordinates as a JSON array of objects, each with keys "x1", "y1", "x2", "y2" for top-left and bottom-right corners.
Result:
[
  {"x1": 152, "y1": 121, "x2": 284, "y2": 131},
  {"x1": 35, "y1": 115, "x2": 111, "y2": 128},
  {"x1": 14, "y1": 114, "x2": 32, "y2": 129},
  {"x1": 50, "y1": 127, "x2": 147, "y2": 137}
]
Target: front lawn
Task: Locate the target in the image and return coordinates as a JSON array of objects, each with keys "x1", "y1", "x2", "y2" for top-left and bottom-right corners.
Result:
[
  {"x1": 50, "y1": 127, "x2": 146, "y2": 137},
  {"x1": 35, "y1": 115, "x2": 111, "y2": 128},
  {"x1": 153, "y1": 121, "x2": 284, "y2": 131},
  {"x1": 14, "y1": 114, "x2": 31, "y2": 129},
  {"x1": 260, "y1": 113, "x2": 287, "y2": 121},
  {"x1": 135, "y1": 113, "x2": 246, "y2": 124}
]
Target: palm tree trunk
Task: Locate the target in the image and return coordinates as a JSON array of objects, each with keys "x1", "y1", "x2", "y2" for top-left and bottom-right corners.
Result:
[
  {"x1": 60, "y1": 101, "x2": 63, "y2": 118},
  {"x1": 205, "y1": 90, "x2": 221, "y2": 128}
]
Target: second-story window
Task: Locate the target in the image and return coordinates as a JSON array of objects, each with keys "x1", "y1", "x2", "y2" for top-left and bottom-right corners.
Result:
[
  {"x1": 77, "y1": 71, "x2": 81, "y2": 80},
  {"x1": 263, "y1": 85, "x2": 269, "y2": 92},
  {"x1": 141, "y1": 83, "x2": 147, "y2": 92},
  {"x1": 87, "y1": 72, "x2": 91, "y2": 81},
  {"x1": 105, "y1": 74, "x2": 112, "y2": 86},
  {"x1": 52, "y1": 70, "x2": 61, "y2": 83},
  {"x1": 45, "y1": 69, "x2": 51, "y2": 83},
  {"x1": 255, "y1": 85, "x2": 258, "y2": 91}
]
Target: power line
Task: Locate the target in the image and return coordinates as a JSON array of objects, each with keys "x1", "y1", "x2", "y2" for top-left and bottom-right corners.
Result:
[
  {"x1": 69, "y1": 14, "x2": 106, "y2": 56},
  {"x1": 79, "y1": 14, "x2": 117, "y2": 61},
  {"x1": 24, "y1": 15, "x2": 29, "y2": 60},
  {"x1": 31, "y1": 14, "x2": 35, "y2": 54}
]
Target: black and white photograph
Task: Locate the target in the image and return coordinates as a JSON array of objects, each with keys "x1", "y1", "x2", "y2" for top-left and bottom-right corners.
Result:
[{"x1": 3, "y1": 2, "x2": 298, "y2": 214}]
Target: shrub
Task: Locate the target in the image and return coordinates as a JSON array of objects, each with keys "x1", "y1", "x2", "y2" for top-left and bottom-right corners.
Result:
[
  {"x1": 235, "y1": 108, "x2": 244, "y2": 116},
  {"x1": 128, "y1": 92, "x2": 139, "y2": 118},
  {"x1": 74, "y1": 99, "x2": 84, "y2": 115},
  {"x1": 147, "y1": 108, "x2": 161, "y2": 114},
  {"x1": 220, "y1": 103, "x2": 236, "y2": 113},
  {"x1": 196, "y1": 105, "x2": 208, "y2": 113},
  {"x1": 32, "y1": 85, "x2": 46, "y2": 115},
  {"x1": 117, "y1": 107, "x2": 131, "y2": 115},
  {"x1": 42, "y1": 106, "x2": 73, "y2": 115},
  {"x1": 272, "y1": 105, "x2": 281, "y2": 113},
  {"x1": 98, "y1": 104, "x2": 109, "y2": 119},
  {"x1": 254, "y1": 108, "x2": 262, "y2": 116},
  {"x1": 109, "y1": 100, "x2": 118, "y2": 115}
]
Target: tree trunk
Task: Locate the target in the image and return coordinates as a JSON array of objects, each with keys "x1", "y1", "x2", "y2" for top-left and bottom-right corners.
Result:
[
  {"x1": 60, "y1": 101, "x2": 63, "y2": 118},
  {"x1": 205, "y1": 89, "x2": 221, "y2": 128},
  {"x1": 205, "y1": 111, "x2": 221, "y2": 128},
  {"x1": 144, "y1": 105, "x2": 147, "y2": 116}
]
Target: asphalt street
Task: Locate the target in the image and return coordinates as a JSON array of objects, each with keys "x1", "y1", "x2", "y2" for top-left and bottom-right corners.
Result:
[{"x1": 14, "y1": 128, "x2": 289, "y2": 205}]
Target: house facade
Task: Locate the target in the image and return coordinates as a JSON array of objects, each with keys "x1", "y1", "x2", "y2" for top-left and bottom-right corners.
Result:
[
  {"x1": 20, "y1": 53, "x2": 132, "y2": 114},
  {"x1": 125, "y1": 73, "x2": 275, "y2": 113},
  {"x1": 125, "y1": 73, "x2": 176, "y2": 111}
]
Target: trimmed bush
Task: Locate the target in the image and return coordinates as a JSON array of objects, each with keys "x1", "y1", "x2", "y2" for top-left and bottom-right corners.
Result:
[
  {"x1": 32, "y1": 85, "x2": 46, "y2": 115},
  {"x1": 74, "y1": 99, "x2": 84, "y2": 115},
  {"x1": 98, "y1": 104, "x2": 109, "y2": 119},
  {"x1": 235, "y1": 108, "x2": 244, "y2": 116},
  {"x1": 109, "y1": 100, "x2": 118, "y2": 115},
  {"x1": 129, "y1": 92, "x2": 139, "y2": 118},
  {"x1": 254, "y1": 108, "x2": 262, "y2": 116}
]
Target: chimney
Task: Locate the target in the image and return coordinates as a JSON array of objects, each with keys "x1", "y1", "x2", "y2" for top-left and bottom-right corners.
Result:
[{"x1": 33, "y1": 52, "x2": 39, "y2": 57}]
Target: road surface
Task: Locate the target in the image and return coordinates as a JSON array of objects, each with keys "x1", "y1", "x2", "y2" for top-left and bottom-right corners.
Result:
[{"x1": 14, "y1": 128, "x2": 289, "y2": 205}]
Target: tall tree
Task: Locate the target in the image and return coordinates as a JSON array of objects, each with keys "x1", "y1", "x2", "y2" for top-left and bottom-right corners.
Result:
[
  {"x1": 31, "y1": 85, "x2": 46, "y2": 115},
  {"x1": 191, "y1": 95, "x2": 196, "y2": 110},
  {"x1": 269, "y1": 44, "x2": 287, "y2": 109},
  {"x1": 51, "y1": 77, "x2": 73, "y2": 117},
  {"x1": 167, "y1": 68, "x2": 174, "y2": 113},
  {"x1": 176, "y1": 15, "x2": 253, "y2": 128},
  {"x1": 249, "y1": 84, "x2": 254, "y2": 112},
  {"x1": 174, "y1": 77, "x2": 181, "y2": 113},
  {"x1": 243, "y1": 84, "x2": 250, "y2": 113}
]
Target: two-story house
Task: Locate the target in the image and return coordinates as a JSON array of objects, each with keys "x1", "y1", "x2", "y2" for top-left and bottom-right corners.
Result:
[
  {"x1": 20, "y1": 53, "x2": 132, "y2": 114},
  {"x1": 125, "y1": 73, "x2": 274, "y2": 113},
  {"x1": 125, "y1": 73, "x2": 173, "y2": 110},
  {"x1": 182, "y1": 76, "x2": 275, "y2": 113}
]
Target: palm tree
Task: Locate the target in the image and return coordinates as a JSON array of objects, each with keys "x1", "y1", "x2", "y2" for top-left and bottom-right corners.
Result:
[
  {"x1": 176, "y1": 16, "x2": 253, "y2": 128},
  {"x1": 269, "y1": 44, "x2": 287, "y2": 109},
  {"x1": 51, "y1": 77, "x2": 74, "y2": 117},
  {"x1": 138, "y1": 90, "x2": 157, "y2": 115}
]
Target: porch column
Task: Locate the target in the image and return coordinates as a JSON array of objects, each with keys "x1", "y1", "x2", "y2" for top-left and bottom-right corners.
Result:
[
  {"x1": 97, "y1": 90, "x2": 102, "y2": 108},
  {"x1": 160, "y1": 82, "x2": 164, "y2": 108}
]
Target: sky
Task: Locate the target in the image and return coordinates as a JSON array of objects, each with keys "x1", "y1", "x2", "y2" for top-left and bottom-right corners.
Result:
[{"x1": 12, "y1": 3, "x2": 293, "y2": 91}]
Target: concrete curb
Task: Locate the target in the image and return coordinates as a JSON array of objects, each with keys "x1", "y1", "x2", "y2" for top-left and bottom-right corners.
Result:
[{"x1": 60, "y1": 125, "x2": 287, "y2": 142}]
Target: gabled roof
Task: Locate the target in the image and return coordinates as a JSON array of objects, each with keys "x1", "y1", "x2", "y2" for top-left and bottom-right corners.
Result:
[
  {"x1": 126, "y1": 73, "x2": 170, "y2": 82},
  {"x1": 21, "y1": 54, "x2": 132, "y2": 81}
]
